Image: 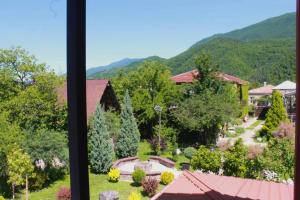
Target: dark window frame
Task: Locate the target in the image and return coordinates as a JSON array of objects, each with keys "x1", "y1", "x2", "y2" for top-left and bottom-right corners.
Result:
[{"x1": 66, "y1": 0, "x2": 300, "y2": 199}]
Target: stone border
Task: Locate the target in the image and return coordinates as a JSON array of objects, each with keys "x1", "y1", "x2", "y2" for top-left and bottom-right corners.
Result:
[
  {"x1": 149, "y1": 156, "x2": 175, "y2": 168},
  {"x1": 112, "y1": 156, "x2": 175, "y2": 181}
]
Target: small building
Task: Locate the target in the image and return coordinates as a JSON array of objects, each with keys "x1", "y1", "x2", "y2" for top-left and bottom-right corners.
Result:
[
  {"x1": 248, "y1": 83, "x2": 274, "y2": 105},
  {"x1": 171, "y1": 70, "x2": 248, "y2": 102},
  {"x1": 171, "y1": 69, "x2": 248, "y2": 86},
  {"x1": 273, "y1": 80, "x2": 296, "y2": 95},
  {"x1": 284, "y1": 90, "x2": 296, "y2": 122},
  {"x1": 57, "y1": 79, "x2": 120, "y2": 120},
  {"x1": 152, "y1": 171, "x2": 293, "y2": 200}
]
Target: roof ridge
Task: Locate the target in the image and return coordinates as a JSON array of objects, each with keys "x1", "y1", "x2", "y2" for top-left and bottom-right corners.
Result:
[{"x1": 183, "y1": 171, "x2": 226, "y2": 200}]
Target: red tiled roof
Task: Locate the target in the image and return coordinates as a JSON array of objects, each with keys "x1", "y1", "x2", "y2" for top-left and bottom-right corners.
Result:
[
  {"x1": 152, "y1": 171, "x2": 293, "y2": 200},
  {"x1": 57, "y1": 79, "x2": 109, "y2": 118},
  {"x1": 249, "y1": 85, "x2": 275, "y2": 95},
  {"x1": 171, "y1": 69, "x2": 248, "y2": 85}
]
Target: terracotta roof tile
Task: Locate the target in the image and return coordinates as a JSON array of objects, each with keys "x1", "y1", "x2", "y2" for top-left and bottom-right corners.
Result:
[
  {"x1": 152, "y1": 171, "x2": 294, "y2": 200},
  {"x1": 171, "y1": 70, "x2": 248, "y2": 85},
  {"x1": 57, "y1": 79, "x2": 109, "y2": 118},
  {"x1": 249, "y1": 85, "x2": 275, "y2": 95}
]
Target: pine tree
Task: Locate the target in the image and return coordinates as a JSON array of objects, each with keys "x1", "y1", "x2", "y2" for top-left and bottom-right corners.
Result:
[
  {"x1": 116, "y1": 90, "x2": 140, "y2": 158},
  {"x1": 89, "y1": 104, "x2": 114, "y2": 173},
  {"x1": 265, "y1": 90, "x2": 288, "y2": 130}
]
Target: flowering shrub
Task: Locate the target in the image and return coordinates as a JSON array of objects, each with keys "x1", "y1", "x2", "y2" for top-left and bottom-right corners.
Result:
[
  {"x1": 160, "y1": 171, "x2": 174, "y2": 185},
  {"x1": 148, "y1": 136, "x2": 167, "y2": 154},
  {"x1": 108, "y1": 168, "x2": 120, "y2": 182},
  {"x1": 132, "y1": 168, "x2": 146, "y2": 185},
  {"x1": 56, "y1": 187, "x2": 71, "y2": 200},
  {"x1": 273, "y1": 122, "x2": 295, "y2": 139},
  {"x1": 128, "y1": 191, "x2": 141, "y2": 200},
  {"x1": 142, "y1": 177, "x2": 159, "y2": 197}
]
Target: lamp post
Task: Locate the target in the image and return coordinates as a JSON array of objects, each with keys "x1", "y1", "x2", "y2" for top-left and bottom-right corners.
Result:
[{"x1": 154, "y1": 105, "x2": 162, "y2": 154}]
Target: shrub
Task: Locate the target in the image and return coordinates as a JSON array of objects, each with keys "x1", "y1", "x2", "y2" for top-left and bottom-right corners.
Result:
[
  {"x1": 108, "y1": 168, "x2": 120, "y2": 182},
  {"x1": 0, "y1": 196, "x2": 5, "y2": 200},
  {"x1": 160, "y1": 171, "x2": 174, "y2": 185},
  {"x1": 235, "y1": 127, "x2": 245, "y2": 135},
  {"x1": 148, "y1": 136, "x2": 167, "y2": 154},
  {"x1": 223, "y1": 139, "x2": 248, "y2": 177},
  {"x1": 56, "y1": 187, "x2": 71, "y2": 200},
  {"x1": 132, "y1": 168, "x2": 146, "y2": 185},
  {"x1": 247, "y1": 145, "x2": 263, "y2": 159},
  {"x1": 216, "y1": 140, "x2": 231, "y2": 151},
  {"x1": 258, "y1": 138, "x2": 294, "y2": 181},
  {"x1": 128, "y1": 191, "x2": 141, "y2": 200},
  {"x1": 191, "y1": 146, "x2": 222, "y2": 173},
  {"x1": 183, "y1": 147, "x2": 197, "y2": 161},
  {"x1": 273, "y1": 122, "x2": 295, "y2": 139},
  {"x1": 142, "y1": 177, "x2": 159, "y2": 197}
]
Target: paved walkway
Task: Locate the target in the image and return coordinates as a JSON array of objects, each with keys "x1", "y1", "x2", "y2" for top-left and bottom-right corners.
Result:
[{"x1": 219, "y1": 118, "x2": 266, "y2": 146}]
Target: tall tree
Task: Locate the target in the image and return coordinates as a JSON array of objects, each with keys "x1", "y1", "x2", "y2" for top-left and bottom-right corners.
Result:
[
  {"x1": 112, "y1": 61, "x2": 179, "y2": 136},
  {"x1": 194, "y1": 52, "x2": 222, "y2": 94},
  {"x1": 264, "y1": 90, "x2": 288, "y2": 130},
  {"x1": 89, "y1": 104, "x2": 114, "y2": 173},
  {"x1": 7, "y1": 148, "x2": 34, "y2": 200},
  {"x1": 116, "y1": 90, "x2": 140, "y2": 158}
]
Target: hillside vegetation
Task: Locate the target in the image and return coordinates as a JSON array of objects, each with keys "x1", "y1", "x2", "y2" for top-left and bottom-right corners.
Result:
[{"x1": 88, "y1": 12, "x2": 296, "y2": 84}]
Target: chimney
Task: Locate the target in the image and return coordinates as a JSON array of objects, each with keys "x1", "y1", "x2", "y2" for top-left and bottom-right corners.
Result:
[{"x1": 264, "y1": 82, "x2": 267, "y2": 86}]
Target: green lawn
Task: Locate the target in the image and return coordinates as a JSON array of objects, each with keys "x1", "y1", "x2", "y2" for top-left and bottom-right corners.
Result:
[
  {"x1": 27, "y1": 141, "x2": 184, "y2": 200},
  {"x1": 29, "y1": 173, "x2": 164, "y2": 200},
  {"x1": 246, "y1": 120, "x2": 263, "y2": 130}
]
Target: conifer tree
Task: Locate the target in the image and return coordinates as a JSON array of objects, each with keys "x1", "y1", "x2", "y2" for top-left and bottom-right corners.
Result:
[
  {"x1": 116, "y1": 90, "x2": 140, "y2": 158},
  {"x1": 89, "y1": 104, "x2": 114, "y2": 173},
  {"x1": 265, "y1": 90, "x2": 288, "y2": 130}
]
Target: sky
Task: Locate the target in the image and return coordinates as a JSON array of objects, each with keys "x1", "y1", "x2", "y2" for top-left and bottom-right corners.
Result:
[{"x1": 0, "y1": 0, "x2": 296, "y2": 74}]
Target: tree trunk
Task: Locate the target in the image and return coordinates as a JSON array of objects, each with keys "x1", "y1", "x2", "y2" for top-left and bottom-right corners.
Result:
[
  {"x1": 12, "y1": 184, "x2": 15, "y2": 200},
  {"x1": 26, "y1": 174, "x2": 29, "y2": 200}
]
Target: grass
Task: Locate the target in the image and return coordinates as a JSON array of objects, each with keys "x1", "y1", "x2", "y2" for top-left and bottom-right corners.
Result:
[
  {"x1": 225, "y1": 127, "x2": 245, "y2": 138},
  {"x1": 27, "y1": 141, "x2": 181, "y2": 200},
  {"x1": 137, "y1": 140, "x2": 153, "y2": 161},
  {"x1": 29, "y1": 173, "x2": 164, "y2": 200},
  {"x1": 137, "y1": 140, "x2": 189, "y2": 170},
  {"x1": 246, "y1": 120, "x2": 263, "y2": 130}
]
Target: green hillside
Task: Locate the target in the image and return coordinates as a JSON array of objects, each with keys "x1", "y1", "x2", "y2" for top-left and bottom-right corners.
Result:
[
  {"x1": 90, "y1": 56, "x2": 166, "y2": 79},
  {"x1": 167, "y1": 38, "x2": 295, "y2": 84},
  {"x1": 88, "y1": 12, "x2": 296, "y2": 84}
]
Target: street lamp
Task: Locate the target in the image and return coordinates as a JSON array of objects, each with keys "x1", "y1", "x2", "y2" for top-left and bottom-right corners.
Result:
[{"x1": 154, "y1": 105, "x2": 162, "y2": 154}]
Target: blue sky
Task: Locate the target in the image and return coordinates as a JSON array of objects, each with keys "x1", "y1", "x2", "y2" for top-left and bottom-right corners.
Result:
[{"x1": 0, "y1": 0, "x2": 295, "y2": 74}]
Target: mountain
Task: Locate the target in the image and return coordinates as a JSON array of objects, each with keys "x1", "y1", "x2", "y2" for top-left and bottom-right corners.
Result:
[
  {"x1": 86, "y1": 58, "x2": 143, "y2": 77},
  {"x1": 87, "y1": 12, "x2": 296, "y2": 84},
  {"x1": 166, "y1": 12, "x2": 296, "y2": 84},
  {"x1": 193, "y1": 12, "x2": 295, "y2": 46},
  {"x1": 89, "y1": 56, "x2": 166, "y2": 79}
]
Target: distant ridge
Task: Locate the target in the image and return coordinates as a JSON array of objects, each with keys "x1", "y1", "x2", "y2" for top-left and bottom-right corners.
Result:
[{"x1": 87, "y1": 12, "x2": 296, "y2": 84}]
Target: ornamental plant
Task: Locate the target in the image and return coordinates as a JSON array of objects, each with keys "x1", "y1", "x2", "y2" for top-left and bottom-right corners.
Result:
[
  {"x1": 160, "y1": 171, "x2": 174, "y2": 185},
  {"x1": 128, "y1": 191, "x2": 142, "y2": 200},
  {"x1": 89, "y1": 104, "x2": 114, "y2": 173},
  {"x1": 142, "y1": 177, "x2": 159, "y2": 197},
  {"x1": 191, "y1": 146, "x2": 222, "y2": 173},
  {"x1": 260, "y1": 90, "x2": 288, "y2": 139},
  {"x1": 56, "y1": 187, "x2": 71, "y2": 200},
  {"x1": 116, "y1": 90, "x2": 140, "y2": 158},
  {"x1": 132, "y1": 168, "x2": 146, "y2": 185},
  {"x1": 108, "y1": 168, "x2": 121, "y2": 182},
  {"x1": 223, "y1": 139, "x2": 248, "y2": 178},
  {"x1": 184, "y1": 147, "x2": 197, "y2": 161}
]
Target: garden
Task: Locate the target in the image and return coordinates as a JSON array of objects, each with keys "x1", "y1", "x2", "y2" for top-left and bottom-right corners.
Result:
[{"x1": 0, "y1": 48, "x2": 295, "y2": 200}]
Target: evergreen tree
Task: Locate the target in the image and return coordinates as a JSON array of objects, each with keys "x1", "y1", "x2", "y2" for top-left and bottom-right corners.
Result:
[
  {"x1": 89, "y1": 104, "x2": 114, "y2": 173},
  {"x1": 116, "y1": 90, "x2": 140, "y2": 158},
  {"x1": 265, "y1": 90, "x2": 288, "y2": 130}
]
